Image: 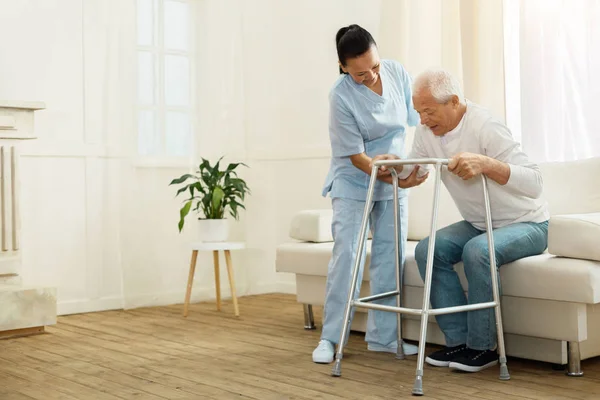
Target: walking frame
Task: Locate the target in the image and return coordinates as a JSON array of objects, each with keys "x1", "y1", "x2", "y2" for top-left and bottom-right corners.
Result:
[{"x1": 331, "y1": 158, "x2": 511, "y2": 396}]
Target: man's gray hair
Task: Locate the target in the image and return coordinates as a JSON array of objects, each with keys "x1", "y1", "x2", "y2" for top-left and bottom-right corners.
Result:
[{"x1": 413, "y1": 68, "x2": 465, "y2": 104}]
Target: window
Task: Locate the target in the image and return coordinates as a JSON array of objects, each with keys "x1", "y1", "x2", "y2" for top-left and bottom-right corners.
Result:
[
  {"x1": 504, "y1": 0, "x2": 600, "y2": 162},
  {"x1": 136, "y1": 0, "x2": 194, "y2": 157}
]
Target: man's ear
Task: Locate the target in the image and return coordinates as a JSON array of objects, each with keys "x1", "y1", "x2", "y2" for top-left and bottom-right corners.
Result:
[
  {"x1": 450, "y1": 95, "x2": 460, "y2": 107},
  {"x1": 339, "y1": 61, "x2": 347, "y2": 74}
]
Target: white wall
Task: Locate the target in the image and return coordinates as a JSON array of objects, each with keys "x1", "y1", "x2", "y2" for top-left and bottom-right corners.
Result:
[
  {"x1": 120, "y1": 0, "x2": 386, "y2": 309},
  {"x1": 0, "y1": 0, "x2": 125, "y2": 314},
  {"x1": 0, "y1": 0, "x2": 377, "y2": 313},
  {"x1": 0, "y1": 0, "x2": 504, "y2": 314},
  {"x1": 237, "y1": 0, "x2": 382, "y2": 292}
]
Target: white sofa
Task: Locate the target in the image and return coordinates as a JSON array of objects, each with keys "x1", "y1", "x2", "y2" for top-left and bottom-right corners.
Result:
[{"x1": 276, "y1": 157, "x2": 600, "y2": 375}]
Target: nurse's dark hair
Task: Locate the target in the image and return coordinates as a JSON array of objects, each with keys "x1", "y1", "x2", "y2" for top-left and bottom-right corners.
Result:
[{"x1": 335, "y1": 24, "x2": 376, "y2": 74}]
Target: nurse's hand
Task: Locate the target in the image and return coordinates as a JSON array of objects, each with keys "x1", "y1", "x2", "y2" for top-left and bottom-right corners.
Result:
[
  {"x1": 370, "y1": 154, "x2": 403, "y2": 176},
  {"x1": 398, "y1": 166, "x2": 429, "y2": 189}
]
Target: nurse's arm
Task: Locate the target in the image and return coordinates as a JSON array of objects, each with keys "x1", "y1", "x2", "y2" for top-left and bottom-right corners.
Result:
[{"x1": 349, "y1": 153, "x2": 396, "y2": 185}]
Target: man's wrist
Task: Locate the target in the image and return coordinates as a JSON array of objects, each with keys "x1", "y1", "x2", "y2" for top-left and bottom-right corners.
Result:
[
  {"x1": 481, "y1": 155, "x2": 511, "y2": 185},
  {"x1": 481, "y1": 155, "x2": 495, "y2": 176}
]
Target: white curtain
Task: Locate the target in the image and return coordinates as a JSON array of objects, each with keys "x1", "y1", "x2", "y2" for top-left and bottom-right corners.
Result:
[
  {"x1": 378, "y1": 0, "x2": 506, "y2": 122},
  {"x1": 504, "y1": 0, "x2": 600, "y2": 162},
  {"x1": 86, "y1": 0, "x2": 136, "y2": 308}
]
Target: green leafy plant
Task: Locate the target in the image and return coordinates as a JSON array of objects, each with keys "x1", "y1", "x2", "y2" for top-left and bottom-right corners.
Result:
[{"x1": 169, "y1": 157, "x2": 250, "y2": 232}]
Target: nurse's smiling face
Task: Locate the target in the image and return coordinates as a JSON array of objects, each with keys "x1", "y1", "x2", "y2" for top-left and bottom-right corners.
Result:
[{"x1": 340, "y1": 45, "x2": 381, "y2": 89}]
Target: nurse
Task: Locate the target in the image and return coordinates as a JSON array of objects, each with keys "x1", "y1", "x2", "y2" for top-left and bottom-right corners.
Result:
[{"x1": 313, "y1": 24, "x2": 427, "y2": 363}]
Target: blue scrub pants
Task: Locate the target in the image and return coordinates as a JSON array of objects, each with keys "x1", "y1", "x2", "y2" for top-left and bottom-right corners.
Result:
[{"x1": 321, "y1": 196, "x2": 407, "y2": 347}]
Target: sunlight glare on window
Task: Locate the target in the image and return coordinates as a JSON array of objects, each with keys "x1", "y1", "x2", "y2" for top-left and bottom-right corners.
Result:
[
  {"x1": 165, "y1": 55, "x2": 190, "y2": 107},
  {"x1": 136, "y1": 0, "x2": 193, "y2": 158},
  {"x1": 166, "y1": 111, "x2": 192, "y2": 157},
  {"x1": 138, "y1": 111, "x2": 160, "y2": 156},
  {"x1": 137, "y1": 52, "x2": 155, "y2": 104},
  {"x1": 137, "y1": 0, "x2": 154, "y2": 46},
  {"x1": 164, "y1": 0, "x2": 189, "y2": 51}
]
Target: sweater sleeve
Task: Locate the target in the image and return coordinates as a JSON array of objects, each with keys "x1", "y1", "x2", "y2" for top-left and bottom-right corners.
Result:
[{"x1": 481, "y1": 120, "x2": 544, "y2": 199}]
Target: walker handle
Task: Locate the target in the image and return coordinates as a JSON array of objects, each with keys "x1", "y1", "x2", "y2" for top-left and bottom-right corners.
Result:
[{"x1": 372, "y1": 158, "x2": 449, "y2": 167}]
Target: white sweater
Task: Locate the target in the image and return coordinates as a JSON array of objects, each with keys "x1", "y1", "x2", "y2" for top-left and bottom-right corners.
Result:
[{"x1": 399, "y1": 101, "x2": 550, "y2": 230}]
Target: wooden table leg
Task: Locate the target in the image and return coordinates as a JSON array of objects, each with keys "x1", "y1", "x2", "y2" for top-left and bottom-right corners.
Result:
[
  {"x1": 183, "y1": 250, "x2": 198, "y2": 317},
  {"x1": 213, "y1": 250, "x2": 221, "y2": 311},
  {"x1": 224, "y1": 250, "x2": 239, "y2": 317}
]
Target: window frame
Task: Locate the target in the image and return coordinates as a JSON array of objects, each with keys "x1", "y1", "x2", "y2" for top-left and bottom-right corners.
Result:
[{"x1": 134, "y1": 0, "x2": 196, "y2": 166}]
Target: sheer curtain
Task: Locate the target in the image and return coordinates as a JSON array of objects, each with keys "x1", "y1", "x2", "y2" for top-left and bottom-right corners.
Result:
[
  {"x1": 378, "y1": 0, "x2": 507, "y2": 122},
  {"x1": 504, "y1": 0, "x2": 600, "y2": 162},
  {"x1": 377, "y1": 0, "x2": 506, "y2": 154}
]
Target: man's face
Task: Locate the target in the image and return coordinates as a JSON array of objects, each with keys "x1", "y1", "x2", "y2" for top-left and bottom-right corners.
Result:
[
  {"x1": 340, "y1": 46, "x2": 381, "y2": 89},
  {"x1": 413, "y1": 88, "x2": 461, "y2": 136}
]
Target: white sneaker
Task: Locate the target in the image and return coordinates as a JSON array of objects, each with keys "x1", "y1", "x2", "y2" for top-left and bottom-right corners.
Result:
[
  {"x1": 368, "y1": 341, "x2": 419, "y2": 356},
  {"x1": 401, "y1": 342, "x2": 419, "y2": 355},
  {"x1": 312, "y1": 340, "x2": 335, "y2": 363}
]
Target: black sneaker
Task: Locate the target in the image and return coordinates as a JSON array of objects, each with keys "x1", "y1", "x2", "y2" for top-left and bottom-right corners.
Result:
[
  {"x1": 425, "y1": 344, "x2": 468, "y2": 367},
  {"x1": 449, "y1": 349, "x2": 498, "y2": 372}
]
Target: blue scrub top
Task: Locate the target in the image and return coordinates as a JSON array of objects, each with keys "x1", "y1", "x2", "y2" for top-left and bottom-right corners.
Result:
[{"x1": 322, "y1": 59, "x2": 419, "y2": 202}]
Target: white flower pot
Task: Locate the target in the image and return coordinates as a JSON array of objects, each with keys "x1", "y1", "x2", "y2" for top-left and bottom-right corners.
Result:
[{"x1": 198, "y1": 219, "x2": 229, "y2": 242}]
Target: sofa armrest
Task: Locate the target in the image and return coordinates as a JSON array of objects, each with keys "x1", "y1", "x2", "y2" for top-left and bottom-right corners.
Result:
[
  {"x1": 289, "y1": 210, "x2": 334, "y2": 242},
  {"x1": 288, "y1": 209, "x2": 373, "y2": 243},
  {"x1": 548, "y1": 213, "x2": 600, "y2": 262}
]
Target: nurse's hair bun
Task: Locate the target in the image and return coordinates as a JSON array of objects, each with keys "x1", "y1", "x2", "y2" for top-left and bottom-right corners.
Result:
[{"x1": 335, "y1": 24, "x2": 377, "y2": 74}]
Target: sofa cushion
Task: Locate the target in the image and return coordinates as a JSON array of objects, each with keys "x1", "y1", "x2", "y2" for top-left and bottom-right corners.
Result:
[
  {"x1": 539, "y1": 157, "x2": 600, "y2": 216},
  {"x1": 403, "y1": 250, "x2": 600, "y2": 304},
  {"x1": 289, "y1": 209, "x2": 372, "y2": 243},
  {"x1": 276, "y1": 240, "x2": 600, "y2": 304},
  {"x1": 548, "y1": 213, "x2": 600, "y2": 262}
]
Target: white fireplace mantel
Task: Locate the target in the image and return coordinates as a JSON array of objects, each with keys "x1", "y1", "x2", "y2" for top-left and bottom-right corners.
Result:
[
  {"x1": 0, "y1": 101, "x2": 46, "y2": 140},
  {"x1": 0, "y1": 101, "x2": 56, "y2": 338},
  {"x1": 0, "y1": 101, "x2": 46, "y2": 110}
]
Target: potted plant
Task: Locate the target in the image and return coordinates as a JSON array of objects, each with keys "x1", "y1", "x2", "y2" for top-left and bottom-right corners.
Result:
[{"x1": 170, "y1": 157, "x2": 250, "y2": 242}]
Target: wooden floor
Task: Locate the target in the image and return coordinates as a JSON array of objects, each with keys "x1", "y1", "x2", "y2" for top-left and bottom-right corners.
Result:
[{"x1": 1, "y1": 294, "x2": 599, "y2": 399}]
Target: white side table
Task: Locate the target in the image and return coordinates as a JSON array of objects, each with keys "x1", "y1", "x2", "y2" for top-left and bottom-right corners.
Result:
[{"x1": 183, "y1": 242, "x2": 245, "y2": 318}]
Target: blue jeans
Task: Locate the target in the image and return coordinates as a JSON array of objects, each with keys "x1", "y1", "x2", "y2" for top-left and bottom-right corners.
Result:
[
  {"x1": 414, "y1": 220, "x2": 549, "y2": 350},
  {"x1": 321, "y1": 197, "x2": 407, "y2": 346}
]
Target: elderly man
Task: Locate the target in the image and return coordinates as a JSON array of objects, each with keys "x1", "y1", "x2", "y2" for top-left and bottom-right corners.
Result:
[{"x1": 373, "y1": 68, "x2": 549, "y2": 372}]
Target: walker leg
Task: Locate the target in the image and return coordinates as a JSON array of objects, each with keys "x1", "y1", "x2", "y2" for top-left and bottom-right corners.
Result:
[
  {"x1": 412, "y1": 372, "x2": 424, "y2": 396},
  {"x1": 332, "y1": 167, "x2": 379, "y2": 377},
  {"x1": 412, "y1": 163, "x2": 444, "y2": 396},
  {"x1": 481, "y1": 175, "x2": 510, "y2": 381},
  {"x1": 391, "y1": 172, "x2": 405, "y2": 360}
]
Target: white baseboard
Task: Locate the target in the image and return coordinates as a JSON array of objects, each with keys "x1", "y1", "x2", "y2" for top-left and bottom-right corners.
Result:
[
  {"x1": 124, "y1": 281, "x2": 298, "y2": 310},
  {"x1": 58, "y1": 296, "x2": 124, "y2": 316},
  {"x1": 124, "y1": 285, "x2": 247, "y2": 310},
  {"x1": 56, "y1": 281, "x2": 298, "y2": 315}
]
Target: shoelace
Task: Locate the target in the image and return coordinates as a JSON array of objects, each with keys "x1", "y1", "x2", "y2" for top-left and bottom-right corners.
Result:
[
  {"x1": 472, "y1": 350, "x2": 489, "y2": 360},
  {"x1": 446, "y1": 346, "x2": 466, "y2": 355}
]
